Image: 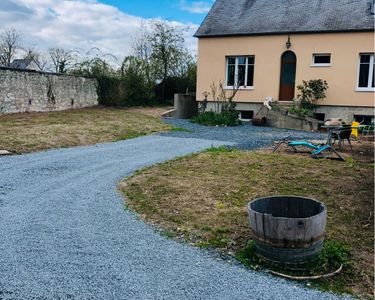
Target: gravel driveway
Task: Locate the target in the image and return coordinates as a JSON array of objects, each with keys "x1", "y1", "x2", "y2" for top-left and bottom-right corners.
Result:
[
  {"x1": 0, "y1": 125, "x2": 349, "y2": 299},
  {"x1": 162, "y1": 119, "x2": 325, "y2": 149}
]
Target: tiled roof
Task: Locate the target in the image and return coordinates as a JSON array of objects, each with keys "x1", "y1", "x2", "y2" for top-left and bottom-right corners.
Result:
[
  {"x1": 9, "y1": 58, "x2": 33, "y2": 69},
  {"x1": 195, "y1": 0, "x2": 375, "y2": 37}
]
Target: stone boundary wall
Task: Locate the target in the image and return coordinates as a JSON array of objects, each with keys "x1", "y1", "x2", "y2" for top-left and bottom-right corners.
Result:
[{"x1": 0, "y1": 67, "x2": 98, "y2": 114}]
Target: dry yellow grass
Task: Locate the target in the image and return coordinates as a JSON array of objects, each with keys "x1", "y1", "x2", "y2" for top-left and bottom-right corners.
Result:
[
  {"x1": 0, "y1": 106, "x2": 172, "y2": 153},
  {"x1": 121, "y1": 149, "x2": 374, "y2": 298}
]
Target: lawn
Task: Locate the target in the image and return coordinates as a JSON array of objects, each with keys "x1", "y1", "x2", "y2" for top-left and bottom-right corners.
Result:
[
  {"x1": 0, "y1": 106, "x2": 172, "y2": 153},
  {"x1": 120, "y1": 148, "x2": 374, "y2": 299}
]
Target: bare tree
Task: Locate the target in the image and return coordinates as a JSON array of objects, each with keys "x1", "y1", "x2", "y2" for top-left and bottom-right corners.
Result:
[
  {"x1": 130, "y1": 23, "x2": 154, "y2": 84},
  {"x1": 73, "y1": 47, "x2": 118, "y2": 77},
  {"x1": 48, "y1": 48, "x2": 78, "y2": 73},
  {"x1": 0, "y1": 28, "x2": 22, "y2": 66}
]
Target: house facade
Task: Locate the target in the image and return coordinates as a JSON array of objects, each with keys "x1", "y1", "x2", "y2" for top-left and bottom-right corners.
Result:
[{"x1": 195, "y1": 0, "x2": 375, "y2": 123}]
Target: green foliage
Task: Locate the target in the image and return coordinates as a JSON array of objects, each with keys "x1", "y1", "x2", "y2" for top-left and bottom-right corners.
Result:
[
  {"x1": 96, "y1": 76, "x2": 125, "y2": 106},
  {"x1": 237, "y1": 240, "x2": 351, "y2": 275},
  {"x1": 297, "y1": 79, "x2": 329, "y2": 109},
  {"x1": 236, "y1": 241, "x2": 261, "y2": 270},
  {"x1": 155, "y1": 75, "x2": 196, "y2": 102},
  {"x1": 191, "y1": 111, "x2": 241, "y2": 126},
  {"x1": 288, "y1": 79, "x2": 329, "y2": 118},
  {"x1": 130, "y1": 21, "x2": 196, "y2": 101},
  {"x1": 205, "y1": 146, "x2": 235, "y2": 153},
  {"x1": 96, "y1": 21, "x2": 197, "y2": 105},
  {"x1": 288, "y1": 107, "x2": 314, "y2": 118},
  {"x1": 345, "y1": 157, "x2": 356, "y2": 168},
  {"x1": 307, "y1": 240, "x2": 351, "y2": 275},
  {"x1": 192, "y1": 82, "x2": 241, "y2": 126},
  {"x1": 148, "y1": 21, "x2": 185, "y2": 80},
  {"x1": 96, "y1": 75, "x2": 155, "y2": 107},
  {"x1": 122, "y1": 68, "x2": 155, "y2": 105}
]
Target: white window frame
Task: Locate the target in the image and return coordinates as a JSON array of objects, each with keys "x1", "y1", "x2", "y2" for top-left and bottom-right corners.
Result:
[
  {"x1": 356, "y1": 53, "x2": 375, "y2": 92},
  {"x1": 225, "y1": 56, "x2": 254, "y2": 90},
  {"x1": 311, "y1": 53, "x2": 331, "y2": 67}
]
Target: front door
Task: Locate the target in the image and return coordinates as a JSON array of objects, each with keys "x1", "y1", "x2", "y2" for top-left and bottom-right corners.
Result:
[{"x1": 279, "y1": 51, "x2": 296, "y2": 101}]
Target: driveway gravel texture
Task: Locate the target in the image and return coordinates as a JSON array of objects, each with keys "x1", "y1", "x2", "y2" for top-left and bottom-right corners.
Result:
[
  {"x1": 0, "y1": 121, "x2": 350, "y2": 299},
  {"x1": 162, "y1": 119, "x2": 326, "y2": 149}
]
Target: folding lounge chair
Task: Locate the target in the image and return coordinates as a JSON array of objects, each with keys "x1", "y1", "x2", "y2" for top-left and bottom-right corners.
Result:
[{"x1": 273, "y1": 137, "x2": 345, "y2": 161}]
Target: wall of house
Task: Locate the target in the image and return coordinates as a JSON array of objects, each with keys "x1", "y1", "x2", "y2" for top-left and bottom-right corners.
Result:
[
  {"x1": 196, "y1": 32, "x2": 374, "y2": 111},
  {"x1": 0, "y1": 67, "x2": 98, "y2": 114}
]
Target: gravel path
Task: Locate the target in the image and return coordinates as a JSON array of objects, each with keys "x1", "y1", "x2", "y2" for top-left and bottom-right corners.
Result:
[
  {"x1": 162, "y1": 119, "x2": 326, "y2": 150},
  {"x1": 0, "y1": 128, "x2": 349, "y2": 299}
]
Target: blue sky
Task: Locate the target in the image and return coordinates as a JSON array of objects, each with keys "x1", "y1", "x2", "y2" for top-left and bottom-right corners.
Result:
[
  {"x1": 100, "y1": 0, "x2": 213, "y2": 24},
  {"x1": 0, "y1": 0, "x2": 214, "y2": 62}
]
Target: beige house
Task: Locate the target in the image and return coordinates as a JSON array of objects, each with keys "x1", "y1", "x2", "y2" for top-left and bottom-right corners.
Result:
[{"x1": 195, "y1": 0, "x2": 375, "y2": 123}]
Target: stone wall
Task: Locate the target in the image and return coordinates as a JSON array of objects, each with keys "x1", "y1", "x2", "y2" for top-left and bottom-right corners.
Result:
[
  {"x1": 266, "y1": 110, "x2": 321, "y2": 132},
  {"x1": 0, "y1": 67, "x2": 98, "y2": 114}
]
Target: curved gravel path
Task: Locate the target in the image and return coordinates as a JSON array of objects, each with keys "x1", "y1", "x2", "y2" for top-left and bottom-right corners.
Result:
[{"x1": 0, "y1": 132, "x2": 350, "y2": 299}]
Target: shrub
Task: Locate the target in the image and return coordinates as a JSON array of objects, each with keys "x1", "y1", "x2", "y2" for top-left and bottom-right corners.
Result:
[
  {"x1": 122, "y1": 69, "x2": 155, "y2": 106},
  {"x1": 297, "y1": 79, "x2": 329, "y2": 110},
  {"x1": 288, "y1": 79, "x2": 329, "y2": 118},
  {"x1": 288, "y1": 107, "x2": 314, "y2": 118},
  {"x1": 192, "y1": 111, "x2": 241, "y2": 126},
  {"x1": 192, "y1": 82, "x2": 241, "y2": 126},
  {"x1": 97, "y1": 75, "x2": 156, "y2": 107},
  {"x1": 96, "y1": 76, "x2": 126, "y2": 106}
]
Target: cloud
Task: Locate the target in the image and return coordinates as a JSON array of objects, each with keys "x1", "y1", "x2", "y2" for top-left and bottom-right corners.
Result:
[
  {"x1": 0, "y1": 0, "x2": 199, "y2": 65},
  {"x1": 0, "y1": 0, "x2": 32, "y2": 13},
  {"x1": 180, "y1": 0, "x2": 212, "y2": 14}
]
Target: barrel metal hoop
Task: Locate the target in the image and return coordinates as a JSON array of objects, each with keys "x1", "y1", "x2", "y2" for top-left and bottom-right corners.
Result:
[{"x1": 254, "y1": 239, "x2": 324, "y2": 264}]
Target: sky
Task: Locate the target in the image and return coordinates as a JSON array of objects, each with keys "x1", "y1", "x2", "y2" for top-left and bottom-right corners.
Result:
[{"x1": 0, "y1": 0, "x2": 214, "y2": 64}]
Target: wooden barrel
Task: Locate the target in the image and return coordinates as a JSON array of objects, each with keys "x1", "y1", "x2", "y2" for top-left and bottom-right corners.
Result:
[{"x1": 248, "y1": 195, "x2": 327, "y2": 265}]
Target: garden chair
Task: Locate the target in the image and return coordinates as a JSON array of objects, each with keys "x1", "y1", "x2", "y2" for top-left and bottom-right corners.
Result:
[
  {"x1": 273, "y1": 136, "x2": 345, "y2": 161},
  {"x1": 360, "y1": 123, "x2": 375, "y2": 136},
  {"x1": 331, "y1": 125, "x2": 353, "y2": 151}
]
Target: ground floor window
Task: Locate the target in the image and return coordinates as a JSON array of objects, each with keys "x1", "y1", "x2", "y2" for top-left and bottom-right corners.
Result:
[
  {"x1": 239, "y1": 110, "x2": 254, "y2": 120},
  {"x1": 313, "y1": 113, "x2": 326, "y2": 121},
  {"x1": 354, "y1": 115, "x2": 374, "y2": 125},
  {"x1": 358, "y1": 54, "x2": 375, "y2": 90},
  {"x1": 226, "y1": 56, "x2": 254, "y2": 88}
]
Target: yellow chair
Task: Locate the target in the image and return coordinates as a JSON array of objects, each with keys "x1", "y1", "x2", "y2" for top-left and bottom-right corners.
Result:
[{"x1": 351, "y1": 121, "x2": 360, "y2": 138}]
